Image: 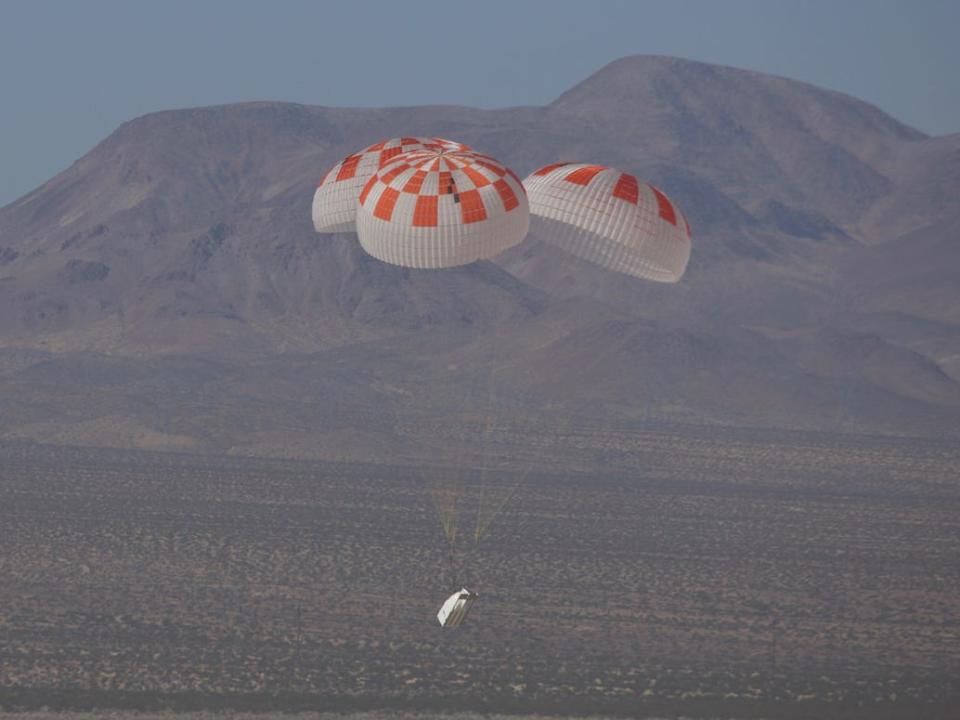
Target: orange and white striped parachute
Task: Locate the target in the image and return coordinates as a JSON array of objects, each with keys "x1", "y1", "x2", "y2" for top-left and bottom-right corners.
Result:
[
  {"x1": 523, "y1": 163, "x2": 691, "y2": 283},
  {"x1": 355, "y1": 147, "x2": 529, "y2": 269},
  {"x1": 312, "y1": 137, "x2": 471, "y2": 233}
]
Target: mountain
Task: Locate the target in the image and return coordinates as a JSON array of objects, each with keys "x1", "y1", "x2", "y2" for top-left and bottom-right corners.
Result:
[{"x1": 0, "y1": 55, "x2": 957, "y2": 454}]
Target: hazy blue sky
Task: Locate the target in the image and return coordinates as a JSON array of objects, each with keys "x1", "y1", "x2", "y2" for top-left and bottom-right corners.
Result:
[{"x1": 1, "y1": 0, "x2": 957, "y2": 207}]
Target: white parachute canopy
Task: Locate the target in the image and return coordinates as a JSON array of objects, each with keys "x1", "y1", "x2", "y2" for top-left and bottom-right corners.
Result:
[
  {"x1": 355, "y1": 147, "x2": 529, "y2": 269},
  {"x1": 312, "y1": 137, "x2": 470, "y2": 234},
  {"x1": 523, "y1": 163, "x2": 692, "y2": 283}
]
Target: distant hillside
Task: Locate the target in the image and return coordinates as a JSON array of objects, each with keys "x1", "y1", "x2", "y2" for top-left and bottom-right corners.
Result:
[{"x1": 0, "y1": 55, "x2": 957, "y2": 451}]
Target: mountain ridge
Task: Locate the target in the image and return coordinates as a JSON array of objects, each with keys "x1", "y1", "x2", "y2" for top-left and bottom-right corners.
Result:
[{"x1": 0, "y1": 55, "x2": 957, "y2": 450}]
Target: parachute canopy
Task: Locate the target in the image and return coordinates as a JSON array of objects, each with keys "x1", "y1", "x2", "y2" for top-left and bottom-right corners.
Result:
[
  {"x1": 312, "y1": 137, "x2": 471, "y2": 234},
  {"x1": 523, "y1": 163, "x2": 691, "y2": 283},
  {"x1": 437, "y1": 587, "x2": 477, "y2": 628},
  {"x1": 356, "y1": 147, "x2": 529, "y2": 269}
]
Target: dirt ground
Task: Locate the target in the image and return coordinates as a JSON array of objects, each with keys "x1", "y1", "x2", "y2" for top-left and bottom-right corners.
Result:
[{"x1": 1, "y1": 427, "x2": 958, "y2": 719}]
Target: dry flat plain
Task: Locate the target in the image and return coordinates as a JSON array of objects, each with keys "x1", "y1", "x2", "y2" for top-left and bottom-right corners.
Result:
[{"x1": 0, "y1": 426, "x2": 958, "y2": 720}]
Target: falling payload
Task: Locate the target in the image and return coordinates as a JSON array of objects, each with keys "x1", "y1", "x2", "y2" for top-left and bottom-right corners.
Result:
[
  {"x1": 355, "y1": 147, "x2": 529, "y2": 268},
  {"x1": 312, "y1": 137, "x2": 471, "y2": 233},
  {"x1": 523, "y1": 162, "x2": 692, "y2": 282},
  {"x1": 437, "y1": 587, "x2": 477, "y2": 628}
]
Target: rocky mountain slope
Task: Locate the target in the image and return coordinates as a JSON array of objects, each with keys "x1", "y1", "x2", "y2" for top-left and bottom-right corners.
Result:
[{"x1": 0, "y1": 55, "x2": 957, "y2": 452}]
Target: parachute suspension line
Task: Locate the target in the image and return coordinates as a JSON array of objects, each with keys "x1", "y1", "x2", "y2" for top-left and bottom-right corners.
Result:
[
  {"x1": 471, "y1": 350, "x2": 500, "y2": 545},
  {"x1": 474, "y1": 483, "x2": 486, "y2": 545},
  {"x1": 447, "y1": 540, "x2": 460, "y2": 589},
  {"x1": 469, "y1": 339, "x2": 528, "y2": 547},
  {"x1": 434, "y1": 478, "x2": 460, "y2": 545},
  {"x1": 475, "y1": 472, "x2": 524, "y2": 543}
]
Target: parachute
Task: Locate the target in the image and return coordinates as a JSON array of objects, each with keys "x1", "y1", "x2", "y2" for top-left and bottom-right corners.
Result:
[
  {"x1": 312, "y1": 137, "x2": 471, "y2": 234},
  {"x1": 311, "y1": 146, "x2": 696, "y2": 624},
  {"x1": 522, "y1": 162, "x2": 692, "y2": 283},
  {"x1": 355, "y1": 147, "x2": 529, "y2": 268},
  {"x1": 311, "y1": 138, "x2": 531, "y2": 624}
]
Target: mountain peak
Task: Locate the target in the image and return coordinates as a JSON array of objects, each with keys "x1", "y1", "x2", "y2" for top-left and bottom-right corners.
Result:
[{"x1": 550, "y1": 54, "x2": 925, "y2": 144}]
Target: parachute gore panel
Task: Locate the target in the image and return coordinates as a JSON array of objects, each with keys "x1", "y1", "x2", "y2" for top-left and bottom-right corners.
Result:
[{"x1": 312, "y1": 137, "x2": 471, "y2": 233}]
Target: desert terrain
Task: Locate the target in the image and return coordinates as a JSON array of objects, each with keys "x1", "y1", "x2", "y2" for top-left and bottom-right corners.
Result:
[{"x1": 1, "y1": 425, "x2": 957, "y2": 719}]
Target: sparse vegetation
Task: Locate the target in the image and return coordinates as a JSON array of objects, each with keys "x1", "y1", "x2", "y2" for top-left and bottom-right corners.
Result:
[{"x1": 0, "y1": 428, "x2": 958, "y2": 719}]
